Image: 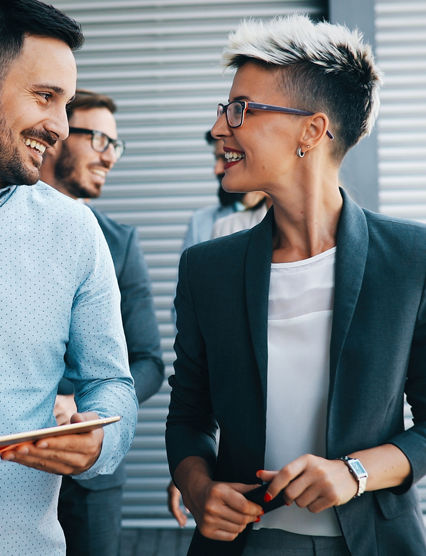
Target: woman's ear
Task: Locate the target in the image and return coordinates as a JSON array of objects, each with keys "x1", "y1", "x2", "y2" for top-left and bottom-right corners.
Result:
[{"x1": 300, "y1": 112, "x2": 329, "y2": 149}]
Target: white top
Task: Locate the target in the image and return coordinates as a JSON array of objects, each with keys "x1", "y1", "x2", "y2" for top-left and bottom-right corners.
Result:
[
  {"x1": 211, "y1": 202, "x2": 268, "y2": 238},
  {"x1": 254, "y1": 247, "x2": 341, "y2": 537}
]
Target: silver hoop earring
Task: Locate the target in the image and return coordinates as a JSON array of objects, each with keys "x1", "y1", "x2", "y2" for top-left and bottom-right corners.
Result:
[{"x1": 296, "y1": 146, "x2": 305, "y2": 158}]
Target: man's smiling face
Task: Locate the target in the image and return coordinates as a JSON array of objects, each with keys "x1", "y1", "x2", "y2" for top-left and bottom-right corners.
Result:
[
  {"x1": 52, "y1": 107, "x2": 118, "y2": 199},
  {"x1": 0, "y1": 34, "x2": 76, "y2": 188}
]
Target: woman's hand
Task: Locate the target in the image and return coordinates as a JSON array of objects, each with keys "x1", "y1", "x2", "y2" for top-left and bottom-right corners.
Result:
[
  {"x1": 185, "y1": 478, "x2": 263, "y2": 541},
  {"x1": 174, "y1": 456, "x2": 263, "y2": 541},
  {"x1": 257, "y1": 454, "x2": 358, "y2": 513}
]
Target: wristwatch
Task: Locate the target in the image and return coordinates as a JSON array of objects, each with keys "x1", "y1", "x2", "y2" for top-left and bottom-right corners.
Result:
[{"x1": 339, "y1": 456, "x2": 368, "y2": 497}]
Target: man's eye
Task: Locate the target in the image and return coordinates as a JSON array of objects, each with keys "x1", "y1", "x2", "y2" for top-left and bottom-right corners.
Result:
[{"x1": 38, "y1": 92, "x2": 52, "y2": 101}]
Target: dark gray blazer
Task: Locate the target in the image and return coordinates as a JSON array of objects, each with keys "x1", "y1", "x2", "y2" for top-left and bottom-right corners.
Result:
[
  {"x1": 166, "y1": 189, "x2": 426, "y2": 555},
  {"x1": 60, "y1": 207, "x2": 164, "y2": 490}
]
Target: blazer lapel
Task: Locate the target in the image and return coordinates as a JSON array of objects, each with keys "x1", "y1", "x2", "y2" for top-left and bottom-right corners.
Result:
[
  {"x1": 245, "y1": 208, "x2": 274, "y2": 408},
  {"x1": 329, "y1": 189, "x2": 369, "y2": 397},
  {"x1": 244, "y1": 193, "x2": 368, "y2": 417}
]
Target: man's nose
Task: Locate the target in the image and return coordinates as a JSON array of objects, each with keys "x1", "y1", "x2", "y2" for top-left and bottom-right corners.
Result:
[
  {"x1": 46, "y1": 105, "x2": 70, "y2": 142},
  {"x1": 100, "y1": 143, "x2": 116, "y2": 168}
]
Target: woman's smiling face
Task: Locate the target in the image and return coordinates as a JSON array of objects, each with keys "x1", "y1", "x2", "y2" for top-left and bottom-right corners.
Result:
[{"x1": 211, "y1": 62, "x2": 308, "y2": 196}]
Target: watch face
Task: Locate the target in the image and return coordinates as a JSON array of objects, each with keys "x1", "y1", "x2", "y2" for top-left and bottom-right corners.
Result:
[{"x1": 350, "y1": 459, "x2": 367, "y2": 477}]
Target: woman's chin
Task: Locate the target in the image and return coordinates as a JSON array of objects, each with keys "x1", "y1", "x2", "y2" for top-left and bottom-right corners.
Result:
[{"x1": 221, "y1": 178, "x2": 251, "y2": 194}]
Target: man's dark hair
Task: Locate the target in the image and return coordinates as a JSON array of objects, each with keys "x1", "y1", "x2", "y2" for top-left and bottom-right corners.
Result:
[
  {"x1": 205, "y1": 130, "x2": 215, "y2": 145},
  {"x1": 67, "y1": 89, "x2": 117, "y2": 120},
  {"x1": 0, "y1": 0, "x2": 84, "y2": 80}
]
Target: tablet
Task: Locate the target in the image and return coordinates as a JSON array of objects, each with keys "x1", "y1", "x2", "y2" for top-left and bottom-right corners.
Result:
[{"x1": 0, "y1": 416, "x2": 121, "y2": 452}]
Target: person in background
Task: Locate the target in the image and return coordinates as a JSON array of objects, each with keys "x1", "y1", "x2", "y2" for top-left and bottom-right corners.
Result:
[
  {"x1": 0, "y1": 2, "x2": 138, "y2": 555},
  {"x1": 166, "y1": 15, "x2": 426, "y2": 555},
  {"x1": 181, "y1": 130, "x2": 245, "y2": 252},
  {"x1": 211, "y1": 194, "x2": 272, "y2": 239},
  {"x1": 40, "y1": 89, "x2": 164, "y2": 556}
]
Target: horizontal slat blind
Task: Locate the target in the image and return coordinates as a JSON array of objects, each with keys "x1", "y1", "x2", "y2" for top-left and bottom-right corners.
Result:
[
  {"x1": 377, "y1": 1, "x2": 426, "y2": 222},
  {"x1": 51, "y1": 0, "x2": 326, "y2": 527},
  {"x1": 376, "y1": 0, "x2": 426, "y2": 516}
]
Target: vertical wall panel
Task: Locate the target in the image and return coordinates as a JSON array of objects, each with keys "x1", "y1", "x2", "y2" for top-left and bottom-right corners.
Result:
[{"x1": 51, "y1": 0, "x2": 328, "y2": 527}]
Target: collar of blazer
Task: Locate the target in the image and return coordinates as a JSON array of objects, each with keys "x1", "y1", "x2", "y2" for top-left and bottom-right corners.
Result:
[{"x1": 244, "y1": 187, "x2": 369, "y2": 412}]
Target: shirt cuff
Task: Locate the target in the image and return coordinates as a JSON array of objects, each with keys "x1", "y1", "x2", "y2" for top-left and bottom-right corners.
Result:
[{"x1": 72, "y1": 420, "x2": 122, "y2": 480}]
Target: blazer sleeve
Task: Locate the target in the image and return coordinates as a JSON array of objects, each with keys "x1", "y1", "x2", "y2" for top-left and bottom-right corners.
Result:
[
  {"x1": 119, "y1": 227, "x2": 164, "y2": 403},
  {"x1": 389, "y1": 276, "x2": 426, "y2": 488},
  {"x1": 166, "y1": 248, "x2": 218, "y2": 477}
]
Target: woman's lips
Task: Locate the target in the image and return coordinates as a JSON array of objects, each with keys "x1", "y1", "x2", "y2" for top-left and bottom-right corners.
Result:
[
  {"x1": 223, "y1": 147, "x2": 245, "y2": 169},
  {"x1": 224, "y1": 159, "x2": 243, "y2": 169}
]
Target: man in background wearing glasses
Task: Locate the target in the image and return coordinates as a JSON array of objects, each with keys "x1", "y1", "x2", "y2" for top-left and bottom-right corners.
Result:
[{"x1": 41, "y1": 89, "x2": 164, "y2": 556}]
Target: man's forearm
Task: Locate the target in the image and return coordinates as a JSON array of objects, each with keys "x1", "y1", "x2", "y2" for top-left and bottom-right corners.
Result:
[{"x1": 131, "y1": 358, "x2": 164, "y2": 404}]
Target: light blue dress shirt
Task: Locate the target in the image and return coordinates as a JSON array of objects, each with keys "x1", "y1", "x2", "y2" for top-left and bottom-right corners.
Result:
[{"x1": 0, "y1": 182, "x2": 138, "y2": 555}]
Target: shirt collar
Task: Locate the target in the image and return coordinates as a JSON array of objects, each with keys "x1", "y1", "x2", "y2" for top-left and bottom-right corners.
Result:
[{"x1": 0, "y1": 185, "x2": 17, "y2": 207}]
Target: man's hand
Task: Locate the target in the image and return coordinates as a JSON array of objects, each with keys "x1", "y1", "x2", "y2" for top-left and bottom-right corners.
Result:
[
  {"x1": 167, "y1": 480, "x2": 188, "y2": 527},
  {"x1": 174, "y1": 456, "x2": 263, "y2": 542},
  {"x1": 54, "y1": 394, "x2": 77, "y2": 425},
  {"x1": 256, "y1": 454, "x2": 358, "y2": 513},
  {"x1": 0, "y1": 412, "x2": 104, "y2": 476}
]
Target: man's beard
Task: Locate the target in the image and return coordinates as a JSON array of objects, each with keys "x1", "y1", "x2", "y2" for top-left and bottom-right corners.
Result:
[
  {"x1": 53, "y1": 142, "x2": 98, "y2": 199},
  {"x1": 0, "y1": 113, "x2": 38, "y2": 187}
]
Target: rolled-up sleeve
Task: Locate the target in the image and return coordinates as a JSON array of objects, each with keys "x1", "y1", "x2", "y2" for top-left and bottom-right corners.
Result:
[{"x1": 64, "y1": 217, "x2": 138, "y2": 478}]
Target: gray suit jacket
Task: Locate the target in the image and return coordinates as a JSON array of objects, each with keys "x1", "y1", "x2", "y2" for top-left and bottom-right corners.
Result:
[
  {"x1": 60, "y1": 207, "x2": 164, "y2": 490},
  {"x1": 166, "y1": 189, "x2": 426, "y2": 555}
]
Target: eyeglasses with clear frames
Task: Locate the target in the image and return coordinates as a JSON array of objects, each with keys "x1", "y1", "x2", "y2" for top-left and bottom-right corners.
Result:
[
  {"x1": 216, "y1": 100, "x2": 334, "y2": 140},
  {"x1": 68, "y1": 127, "x2": 126, "y2": 159}
]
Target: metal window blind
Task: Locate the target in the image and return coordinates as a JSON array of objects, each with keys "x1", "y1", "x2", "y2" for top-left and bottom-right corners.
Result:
[
  {"x1": 376, "y1": 0, "x2": 426, "y2": 516},
  {"x1": 377, "y1": 1, "x2": 426, "y2": 221}
]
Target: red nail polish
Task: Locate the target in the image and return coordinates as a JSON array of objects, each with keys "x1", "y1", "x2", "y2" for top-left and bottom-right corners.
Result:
[
  {"x1": 255, "y1": 516, "x2": 261, "y2": 523},
  {"x1": 264, "y1": 492, "x2": 272, "y2": 503},
  {"x1": 256, "y1": 470, "x2": 264, "y2": 478}
]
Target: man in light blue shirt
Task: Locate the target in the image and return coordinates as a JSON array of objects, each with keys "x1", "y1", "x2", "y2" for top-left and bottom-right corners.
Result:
[{"x1": 0, "y1": 2, "x2": 138, "y2": 554}]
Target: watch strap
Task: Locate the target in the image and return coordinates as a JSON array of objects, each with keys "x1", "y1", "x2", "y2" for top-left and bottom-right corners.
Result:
[{"x1": 339, "y1": 456, "x2": 368, "y2": 497}]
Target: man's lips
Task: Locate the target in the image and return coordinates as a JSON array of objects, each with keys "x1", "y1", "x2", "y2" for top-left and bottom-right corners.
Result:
[
  {"x1": 91, "y1": 168, "x2": 107, "y2": 179},
  {"x1": 23, "y1": 138, "x2": 47, "y2": 155}
]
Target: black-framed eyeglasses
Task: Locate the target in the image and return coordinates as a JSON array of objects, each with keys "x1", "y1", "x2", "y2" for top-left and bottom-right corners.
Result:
[
  {"x1": 68, "y1": 127, "x2": 126, "y2": 159},
  {"x1": 217, "y1": 100, "x2": 334, "y2": 140}
]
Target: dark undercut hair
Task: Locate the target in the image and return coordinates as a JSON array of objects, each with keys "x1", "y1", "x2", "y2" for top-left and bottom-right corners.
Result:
[
  {"x1": 66, "y1": 89, "x2": 117, "y2": 120},
  {"x1": 0, "y1": 0, "x2": 84, "y2": 82}
]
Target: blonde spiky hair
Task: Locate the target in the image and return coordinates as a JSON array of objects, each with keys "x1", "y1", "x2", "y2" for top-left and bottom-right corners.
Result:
[{"x1": 223, "y1": 15, "x2": 382, "y2": 158}]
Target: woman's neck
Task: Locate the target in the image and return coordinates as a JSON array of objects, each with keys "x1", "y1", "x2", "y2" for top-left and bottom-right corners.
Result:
[{"x1": 270, "y1": 171, "x2": 342, "y2": 263}]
